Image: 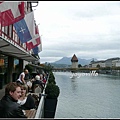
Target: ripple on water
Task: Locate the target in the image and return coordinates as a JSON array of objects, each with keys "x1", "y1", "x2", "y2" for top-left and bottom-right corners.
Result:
[{"x1": 54, "y1": 72, "x2": 120, "y2": 118}]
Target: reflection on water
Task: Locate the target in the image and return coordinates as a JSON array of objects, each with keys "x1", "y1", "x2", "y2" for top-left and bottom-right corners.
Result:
[{"x1": 54, "y1": 72, "x2": 120, "y2": 118}]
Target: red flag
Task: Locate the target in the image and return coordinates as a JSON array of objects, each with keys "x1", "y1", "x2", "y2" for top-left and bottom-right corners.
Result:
[
  {"x1": 26, "y1": 25, "x2": 41, "y2": 50},
  {"x1": 0, "y1": 1, "x2": 25, "y2": 27}
]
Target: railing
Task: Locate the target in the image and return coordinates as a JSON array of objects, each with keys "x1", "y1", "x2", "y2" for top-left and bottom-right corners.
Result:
[{"x1": 34, "y1": 74, "x2": 49, "y2": 118}]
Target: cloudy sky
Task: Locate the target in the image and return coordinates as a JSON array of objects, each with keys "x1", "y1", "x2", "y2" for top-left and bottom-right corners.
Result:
[{"x1": 33, "y1": 1, "x2": 120, "y2": 63}]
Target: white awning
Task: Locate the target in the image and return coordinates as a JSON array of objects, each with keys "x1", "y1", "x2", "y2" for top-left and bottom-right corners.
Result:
[{"x1": 0, "y1": 36, "x2": 38, "y2": 62}]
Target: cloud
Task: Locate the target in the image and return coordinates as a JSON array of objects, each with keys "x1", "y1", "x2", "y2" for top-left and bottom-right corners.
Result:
[{"x1": 33, "y1": 1, "x2": 120, "y2": 63}]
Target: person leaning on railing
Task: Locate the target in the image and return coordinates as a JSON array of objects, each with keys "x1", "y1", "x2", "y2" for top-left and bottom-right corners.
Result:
[{"x1": 0, "y1": 82, "x2": 27, "y2": 118}]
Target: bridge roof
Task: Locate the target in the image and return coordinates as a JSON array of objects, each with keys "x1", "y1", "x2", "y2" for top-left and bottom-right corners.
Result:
[{"x1": 71, "y1": 54, "x2": 78, "y2": 62}]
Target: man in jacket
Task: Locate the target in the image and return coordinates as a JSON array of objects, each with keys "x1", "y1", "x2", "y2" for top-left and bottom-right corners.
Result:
[{"x1": 0, "y1": 82, "x2": 27, "y2": 118}]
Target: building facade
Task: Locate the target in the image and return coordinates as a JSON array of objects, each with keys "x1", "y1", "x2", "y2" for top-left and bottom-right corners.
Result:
[
  {"x1": 0, "y1": 1, "x2": 40, "y2": 85},
  {"x1": 90, "y1": 57, "x2": 120, "y2": 68}
]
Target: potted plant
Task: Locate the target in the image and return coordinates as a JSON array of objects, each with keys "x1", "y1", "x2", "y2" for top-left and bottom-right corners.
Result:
[
  {"x1": 45, "y1": 83, "x2": 60, "y2": 99},
  {"x1": 44, "y1": 74, "x2": 60, "y2": 118},
  {"x1": 48, "y1": 77, "x2": 56, "y2": 84}
]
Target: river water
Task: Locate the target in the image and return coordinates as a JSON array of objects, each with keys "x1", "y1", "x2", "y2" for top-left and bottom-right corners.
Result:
[{"x1": 54, "y1": 72, "x2": 120, "y2": 118}]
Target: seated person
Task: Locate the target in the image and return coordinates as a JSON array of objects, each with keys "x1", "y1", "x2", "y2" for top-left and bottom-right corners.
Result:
[
  {"x1": 17, "y1": 84, "x2": 36, "y2": 110},
  {"x1": 26, "y1": 80, "x2": 32, "y2": 92},
  {"x1": 31, "y1": 75, "x2": 45, "y2": 93},
  {"x1": 16, "y1": 69, "x2": 29, "y2": 85},
  {"x1": 42, "y1": 74, "x2": 47, "y2": 84},
  {"x1": 0, "y1": 82, "x2": 27, "y2": 118}
]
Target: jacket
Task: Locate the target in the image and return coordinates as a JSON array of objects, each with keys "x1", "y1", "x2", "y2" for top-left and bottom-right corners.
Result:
[
  {"x1": 20, "y1": 94, "x2": 36, "y2": 110},
  {"x1": 0, "y1": 94, "x2": 27, "y2": 118}
]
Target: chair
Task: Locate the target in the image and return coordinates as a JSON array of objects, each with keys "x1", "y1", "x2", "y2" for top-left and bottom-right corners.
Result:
[
  {"x1": 31, "y1": 93, "x2": 40, "y2": 109},
  {"x1": 27, "y1": 81, "x2": 33, "y2": 92},
  {"x1": 33, "y1": 84, "x2": 42, "y2": 93}
]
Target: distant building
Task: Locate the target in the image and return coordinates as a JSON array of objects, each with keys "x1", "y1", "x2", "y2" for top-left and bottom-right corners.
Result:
[
  {"x1": 71, "y1": 54, "x2": 78, "y2": 68},
  {"x1": 91, "y1": 60, "x2": 105, "y2": 68},
  {"x1": 90, "y1": 57, "x2": 120, "y2": 68},
  {"x1": 112, "y1": 59, "x2": 120, "y2": 67},
  {"x1": 105, "y1": 57, "x2": 119, "y2": 67}
]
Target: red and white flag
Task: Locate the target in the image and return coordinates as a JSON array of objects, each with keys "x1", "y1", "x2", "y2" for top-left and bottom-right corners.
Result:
[
  {"x1": 26, "y1": 25, "x2": 42, "y2": 51},
  {"x1": 32, "y1": 43, "x2": 42, "y2": 55},
  {"x1": 0, "y1": 1, "x2": 25, "y2": 27}
]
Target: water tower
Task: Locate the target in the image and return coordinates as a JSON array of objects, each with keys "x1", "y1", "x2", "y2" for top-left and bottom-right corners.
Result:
[{"x1": 71, "y1": 54, "x2": 78, "y2": 68}]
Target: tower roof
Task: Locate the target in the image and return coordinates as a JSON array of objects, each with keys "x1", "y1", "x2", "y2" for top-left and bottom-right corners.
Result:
[{"x1": 71, "y1": 54, "x2": 78, "y2": 62}]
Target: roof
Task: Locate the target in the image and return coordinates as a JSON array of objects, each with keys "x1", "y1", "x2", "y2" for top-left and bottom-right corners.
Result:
[
  {"x1": 0, "y1": 36, "x2": 38, "y2": 62},
  {"x1": 105, "y1": 57, "x2": 120, "y2": 61},
  {"x1": 71, "y1": 54, "x2": 78, "y2": 62},
  {"x1": 92, "y1": 60, "x2": 105, "y2": 64}
]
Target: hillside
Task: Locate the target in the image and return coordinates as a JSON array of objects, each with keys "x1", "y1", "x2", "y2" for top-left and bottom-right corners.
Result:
[{"x1": 50, "y1": 57, "x2": 97, "y2": 67}]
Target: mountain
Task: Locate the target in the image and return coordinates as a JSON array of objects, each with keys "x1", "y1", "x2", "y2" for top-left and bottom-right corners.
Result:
[{"x1": 51, "y1": 57, "x2": 97, "y2": 66}]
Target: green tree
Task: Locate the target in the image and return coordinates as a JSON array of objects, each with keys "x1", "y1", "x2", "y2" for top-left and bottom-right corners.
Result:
[
  {"x1": 25, "y1": 64, "x2": 33, "y2": 74},
  {"x1": 96, "y1": 64, "x2": 100, "y2": 68},
  {"x1": 78, "y1": 64, "x2": 82, "y2": 68}
]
